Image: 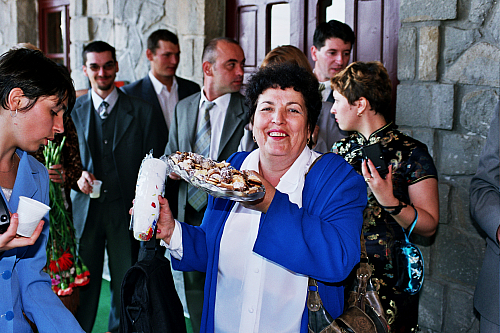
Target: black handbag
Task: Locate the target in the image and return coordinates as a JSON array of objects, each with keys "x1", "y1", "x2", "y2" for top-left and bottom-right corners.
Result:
[
  {"x1": 307, "y1": 233, "x2": 389, "y2": 333},
  {"x1": 393, "y1": 209, "x2": 424, "y2": 295}
]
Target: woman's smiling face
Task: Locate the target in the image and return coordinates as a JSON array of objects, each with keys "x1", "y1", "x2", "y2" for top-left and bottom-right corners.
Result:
[{"x1": 253, "y1": 87, "x2": 310, "y2": 162}]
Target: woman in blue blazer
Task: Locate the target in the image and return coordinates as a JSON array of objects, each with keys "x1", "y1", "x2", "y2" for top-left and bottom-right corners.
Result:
[
  {"x1": 155, "y1": 63, "x2": 366, "y2": 332},
  {"x1": 0, "y1": 48, "x2": 84, "y2": 332}
]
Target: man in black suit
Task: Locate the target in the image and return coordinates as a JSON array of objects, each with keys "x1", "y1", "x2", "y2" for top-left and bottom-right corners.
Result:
[
  {"x1": 122, "y1": 29, "x2": 200, "y2": 149},
  {"x1": 71, "y1": 41, "x2": 164, "y2": 333}
]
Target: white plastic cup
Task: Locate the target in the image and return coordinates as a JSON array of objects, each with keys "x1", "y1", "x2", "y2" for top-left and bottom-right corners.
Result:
[
  {"x1": 90, "y1": 180, "x2": 102, "y2": 199},
  {"x1": 16, "y1": 196, "x2": 50, "y2": 237}
]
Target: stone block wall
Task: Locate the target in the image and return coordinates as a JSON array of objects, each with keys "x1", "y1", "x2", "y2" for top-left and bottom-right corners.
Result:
[
  {"x1": 397, "y1": 0, "x2": 500, "y2": 331},
  {"x1": 0, "y1": 0, "x2": 37, "y2": 54},
  {"x1": 69, "y1": 0, "x2": 225, "y2": 91}
]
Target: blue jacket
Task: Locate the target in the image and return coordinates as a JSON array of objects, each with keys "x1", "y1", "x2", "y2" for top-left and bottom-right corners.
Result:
[
  {"x1": 171, "y1": 151, "x2": 367, "y2": 332},
  {"x1": 0, "y1": 150, "x2": 83, "y2": 333}
]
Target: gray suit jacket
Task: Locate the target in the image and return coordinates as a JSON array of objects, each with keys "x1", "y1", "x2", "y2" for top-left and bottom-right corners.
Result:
[
  {"x1": 121, "y1": 75, "x2": 200, "y2": 148},
  {"x1": 164, "y1": 91, "x2": 249, "y2": 223},
  {"x1": 314, "y1": 101, "x2": 348, "y2": 153},
  {"x1": 470, "y1": 100, "x2": 500, "y2": 324},
  {"x1": 70, "y1": 89, "x2": 164, "y2": 238}
]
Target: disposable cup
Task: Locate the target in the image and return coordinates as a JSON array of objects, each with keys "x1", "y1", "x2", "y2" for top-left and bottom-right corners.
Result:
[
  {"x1": 17, "y1": 196, "x2": 50, "y2": 237},
  {"x1": 90, "y1": 180, "x2": 102, "y2": 199}
]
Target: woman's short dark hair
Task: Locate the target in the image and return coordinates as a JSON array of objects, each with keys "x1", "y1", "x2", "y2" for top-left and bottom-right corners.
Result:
[
  {"x1": 0, "y1": 48, "x2": 76, "y2": 115},
  {"x1": 245, "y1": 62, "x2": 321, "y2": 136},
  {"x1": 331, "y1": 61, "x2": 392, "y2": 120}
]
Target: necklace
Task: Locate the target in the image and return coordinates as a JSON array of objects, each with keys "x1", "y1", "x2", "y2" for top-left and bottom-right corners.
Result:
[{"x1": 0, "y1": 154, "x2": 18, "y2": 173}]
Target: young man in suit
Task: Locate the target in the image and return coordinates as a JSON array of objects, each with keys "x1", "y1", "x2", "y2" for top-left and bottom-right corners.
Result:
[
  {"x1": 164, "y1": 37, "x2": 249, "y2": 333},
  {"x1": 122, "y1": 29, "x2": 200, "y2": 149},
  {"x1": 70, "y1": 41, "x2": 164, "y2": 333},
  {"x1": 470, "y1": 101, "x2": 500, "y2": 333},
  {"x1": 310, "y1": 20, "x2": 354, "y2": 152}
]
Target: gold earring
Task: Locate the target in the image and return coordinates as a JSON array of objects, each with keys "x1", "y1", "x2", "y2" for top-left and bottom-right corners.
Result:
[{"x1": 253, "y1": 135, "x2": 256, "y2": 143}]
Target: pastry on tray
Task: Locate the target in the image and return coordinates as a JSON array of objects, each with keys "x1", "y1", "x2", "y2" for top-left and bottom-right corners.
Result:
[{"x1": 167, "y1": 151, "x2": 265, "y2": 201}]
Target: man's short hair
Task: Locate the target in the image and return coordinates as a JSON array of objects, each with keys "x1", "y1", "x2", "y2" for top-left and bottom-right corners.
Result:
[
  {"x1": 82, "y1": 41, "x2": 116, "y2": 65},
  {"x1": 202, "y1": 37, "x2": 240, "y2": 64},
  {"x1": 147, "y1": 29, "x2": 179, "y2": 53},
  {"x1": 313, "y1": 20, "x2": 355, "y2": 49}
]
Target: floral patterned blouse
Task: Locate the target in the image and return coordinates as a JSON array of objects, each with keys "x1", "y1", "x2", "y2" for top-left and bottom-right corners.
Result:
[{"x1": 332, "y1": 122, "x2": 437, "y2": 333}]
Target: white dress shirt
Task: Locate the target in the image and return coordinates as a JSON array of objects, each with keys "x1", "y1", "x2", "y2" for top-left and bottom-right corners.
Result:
[
  {"x1": 165, "y1": 147, "x2": 321, "y2": 332},
  {"x1": 149, "y1": 71, "x2": 178, "y2": 130},
  {"x1": 319, "y1": 80, "x2": 332, "y2": 102},
  {"x1": 198, "y1": 89, "x2": 231, "y2": 160},
  {"x1": 91, "y1": 87, "x2": 119, "y2": 115}
]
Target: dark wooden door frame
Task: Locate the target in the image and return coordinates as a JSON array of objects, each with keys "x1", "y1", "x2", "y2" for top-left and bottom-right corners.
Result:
[{"x1": 39, "y1": 0, "x2": 70, "y2": 67}]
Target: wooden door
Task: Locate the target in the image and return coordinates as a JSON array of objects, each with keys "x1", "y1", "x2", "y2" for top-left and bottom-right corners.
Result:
[
  {"x1": 226, "y1": 0, "x2": 307, "y2": 85},
  {"x1": 309, "y1": 0, "x2": 400, "y2": 120},
  {"x1": 227, "y1": 0, "x2": 400, "y2": 119}
]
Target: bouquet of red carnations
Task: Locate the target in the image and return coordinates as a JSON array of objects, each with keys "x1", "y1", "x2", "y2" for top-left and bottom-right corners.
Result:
[{"x1": 43, "y1": 138, "x2": 90, "y2": 296}]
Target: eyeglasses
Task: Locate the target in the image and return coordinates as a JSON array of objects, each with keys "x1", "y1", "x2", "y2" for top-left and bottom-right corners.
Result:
[{"x1": 87, "y1": 62, "x2": 116, "y2": 72}]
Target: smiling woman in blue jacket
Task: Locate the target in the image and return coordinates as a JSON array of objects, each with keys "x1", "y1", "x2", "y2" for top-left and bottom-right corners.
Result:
[
  {"x1": 0, "y1": 48, "x2": 84, "y2": 333},
  {"x1": 155, "y1": 63, "x2": 367, "y2": 333}
]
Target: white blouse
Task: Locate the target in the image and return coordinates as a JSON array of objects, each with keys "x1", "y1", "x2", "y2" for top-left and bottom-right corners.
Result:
[{"x1": 166, "y1": 147, "x2": 320, "y2": 332}]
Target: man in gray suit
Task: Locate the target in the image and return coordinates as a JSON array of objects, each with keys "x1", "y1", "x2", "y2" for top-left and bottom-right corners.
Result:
[
  {"x1": 122, "y1": 29, "x2": 200, "y2": 149},
  {"x1": 164, "y1": 37, "x2": 248, "y2": 333},
  {"x1": 470, "y1": 100, "x2": 500, "y2": 333},
  {"x1": 310, "y1": 20, "x2": 353, "y2": 152},
  {"x1": 71, "y1": 41, "x2": 163, "y2": 333}
]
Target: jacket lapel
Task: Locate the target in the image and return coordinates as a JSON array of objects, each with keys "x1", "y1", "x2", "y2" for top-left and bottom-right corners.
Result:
[
  {"x1": 218, "y1": 93, "x2": 245, "y2": 158},
  {"x1": 184, "y1": 94, "x2": 201, "y2": 152},
  {"x1": 10, "y1": 150, "x2": 38, "y2": 211},
  {"x1": 143, "y1": 76, "x2": 162, "y2": 113},
  {"x1": 113, "y1": 90, "x2": 134, "y2": 151}
]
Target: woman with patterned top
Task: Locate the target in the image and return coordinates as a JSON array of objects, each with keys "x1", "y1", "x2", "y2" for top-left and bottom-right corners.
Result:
[{"x1": 330, "y1": 61, "x2": 439, "y2": 333}]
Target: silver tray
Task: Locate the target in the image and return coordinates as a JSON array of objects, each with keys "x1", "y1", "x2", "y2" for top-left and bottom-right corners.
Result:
[{"x1": 166, "y1": 155, "x2": 265, "y2": 202}]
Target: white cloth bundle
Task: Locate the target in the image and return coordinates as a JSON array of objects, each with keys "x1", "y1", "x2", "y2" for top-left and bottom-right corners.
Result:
[{"x1": 131, "y1": 153, "x2": 168, "y2": 241}]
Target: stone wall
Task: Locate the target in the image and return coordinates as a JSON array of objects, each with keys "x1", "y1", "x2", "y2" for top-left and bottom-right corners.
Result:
[
  {"x1": 69, "y1": 0, "x2": 225, "y2": 91},
  {"x1": 397, "y1": 0, "x2": 500, "y2": 331},
  {"x1": 0, "y1": 0, "x2": 37, "y2": 54}
]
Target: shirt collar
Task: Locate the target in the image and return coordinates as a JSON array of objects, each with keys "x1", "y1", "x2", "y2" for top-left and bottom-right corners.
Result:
[
  {"x1": 241, "y1": 146, "x2": 316, "y2": 194},
  {"x1": 149, "y1": 71, "x2": 177, "y2": 95},
  {"x1": 91, "y1": 86, "x2": 119, "y2": 112},
  {"x1": 199, "y1": 88, "x2": 231, "y2": 110}
]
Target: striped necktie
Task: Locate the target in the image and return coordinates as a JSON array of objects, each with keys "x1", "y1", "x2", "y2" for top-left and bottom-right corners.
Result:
[{"x1": 187, "y1": 101, "x2": 215, "y2": 211}]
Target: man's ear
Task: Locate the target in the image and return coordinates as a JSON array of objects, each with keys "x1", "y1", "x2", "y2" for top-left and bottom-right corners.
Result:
[
  {"x1": 146, "y1": 49, "x2": 154, "y2": 61},
  {"x1": 202, "y1": 61, "x2": 213, "y2": 77},
  {"x1": 310, "y1": 45, "x2": 318, "y2": 62},
  {"x1": 7, "y1": 88, "x2": 27, "y2": 111},
  {"x1": 83, "y1": 65, "x2": 88, "y2": 78},
  {"x1": 115, "y1": 61, "x2": 119, "y2": 73}
]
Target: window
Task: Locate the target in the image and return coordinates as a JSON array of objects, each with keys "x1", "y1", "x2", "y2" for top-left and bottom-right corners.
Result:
[
  {"x1": 39, "y1": 0, "x2": 70, "y2": 67},
  {"x1": 268, "y1": 3, "x2": 290, "y2": 52},
  {"x1": 326, "y1": 0, "x2": 345, "y2": 23}
]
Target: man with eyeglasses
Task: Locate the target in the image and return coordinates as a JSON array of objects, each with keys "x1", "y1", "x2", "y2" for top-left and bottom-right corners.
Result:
[{"x1": 70, "y1": 41, "x2": 163, "y2": 333}]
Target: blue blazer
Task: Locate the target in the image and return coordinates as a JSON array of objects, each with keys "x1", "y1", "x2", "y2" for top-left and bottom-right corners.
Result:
[
  {"x1": 0, "y1": 150, "x2": 83, "y2": 333},
  {"x1": 171, "y1": 151, "x2": 367, "y2": 332},
  {"x1": 121, "y1": 75, "x2": 200, "y2": 148}
]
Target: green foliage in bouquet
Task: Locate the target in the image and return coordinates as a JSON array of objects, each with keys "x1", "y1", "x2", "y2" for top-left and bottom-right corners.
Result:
[{"x1": 43, "y1": 138, "x2": 90, "y2": 296}]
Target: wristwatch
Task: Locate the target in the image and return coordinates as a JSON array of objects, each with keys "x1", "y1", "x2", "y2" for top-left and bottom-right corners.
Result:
[{"x1": 381, "y1": 201, "x2": 407, "y2": 215}]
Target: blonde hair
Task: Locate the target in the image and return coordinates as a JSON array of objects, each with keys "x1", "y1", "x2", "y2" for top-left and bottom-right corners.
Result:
[{"x1": 261, "y1": 45, "x2": 313, "y2": 73}]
